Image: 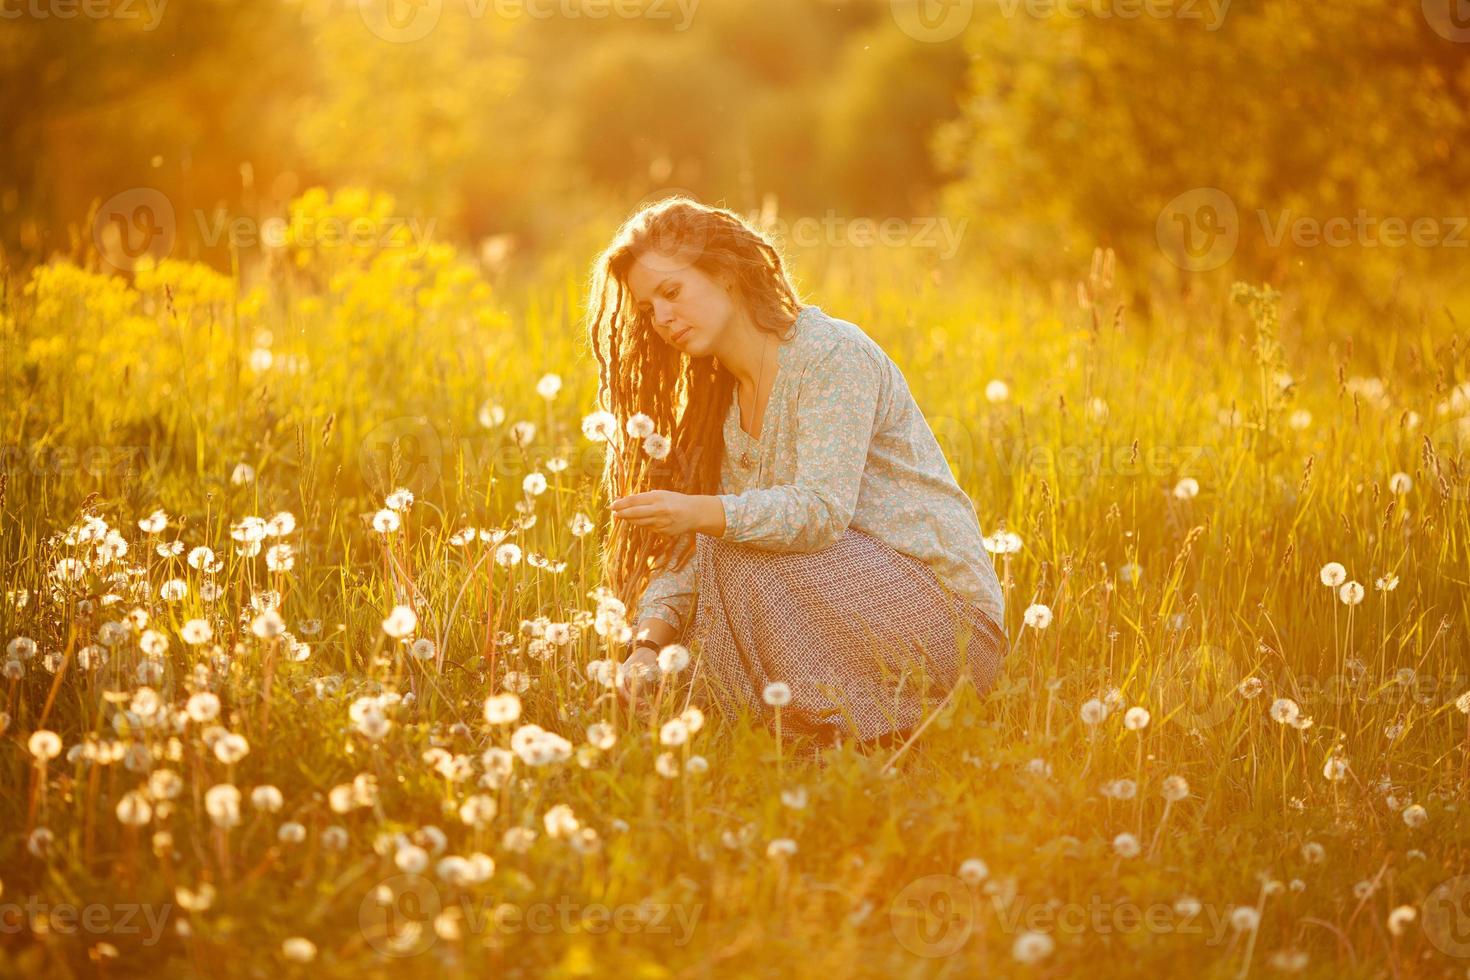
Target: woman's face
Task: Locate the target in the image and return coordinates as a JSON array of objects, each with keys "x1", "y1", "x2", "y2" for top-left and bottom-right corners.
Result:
[{"x1": 625, "y1": 250, "x2": 736, "y2": 357}]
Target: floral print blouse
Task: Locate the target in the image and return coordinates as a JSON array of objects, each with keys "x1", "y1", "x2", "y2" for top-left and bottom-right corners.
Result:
[{"x1": 633, "y1": 304, "x2": 1006, "y2": 641}]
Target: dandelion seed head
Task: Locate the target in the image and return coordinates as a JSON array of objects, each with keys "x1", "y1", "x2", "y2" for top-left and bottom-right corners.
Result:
[
  {"x1": 1012, "y1": 930, "x2": 1054, "y2": 964},
  {"x1": 1023, "y1": 603, "x2": 1053, "y2": 630}
]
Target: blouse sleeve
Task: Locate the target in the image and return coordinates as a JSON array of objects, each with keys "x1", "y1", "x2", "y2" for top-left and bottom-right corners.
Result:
[
  {"x1": 631, "y1": 548, "x2": 697, "y2": 639},
  {"x1": 716, "y1": 336, "x2": 884, "y2": 553}
]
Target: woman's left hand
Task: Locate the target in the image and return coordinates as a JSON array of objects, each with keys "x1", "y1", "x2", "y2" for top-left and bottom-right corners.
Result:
[{"x1": 610, "y1": 490, "x2": 710, "y2": 536}]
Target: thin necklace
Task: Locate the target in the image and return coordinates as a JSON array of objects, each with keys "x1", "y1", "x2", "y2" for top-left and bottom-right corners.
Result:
[{"x1": 740, "y1": 333, "x2": 770, "y2": 474}]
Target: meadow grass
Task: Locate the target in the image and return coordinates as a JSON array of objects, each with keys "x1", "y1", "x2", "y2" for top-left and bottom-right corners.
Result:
[{"x1": 1, "y1": 195, "x2": 1468, "y2": 979}]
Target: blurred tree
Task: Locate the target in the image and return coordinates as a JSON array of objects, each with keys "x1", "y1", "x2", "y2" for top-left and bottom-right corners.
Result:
[
  {"x1": 820, "y1": 24, "x2": 969, "y2": 215},
  {"x1": 936, "y1": 0, "x2": 1470, "y2": 288}
]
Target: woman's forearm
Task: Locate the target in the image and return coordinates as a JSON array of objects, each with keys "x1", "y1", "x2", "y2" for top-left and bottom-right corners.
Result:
[
  {"x1": 698, "y1": 495, "x2": 727, "y2": 537},
  {"x1": 634, "y1": 615, "x2": 680, "y2": 652}
]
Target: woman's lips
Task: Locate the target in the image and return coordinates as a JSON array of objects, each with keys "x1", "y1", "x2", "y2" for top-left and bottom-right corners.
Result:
[{"x1": 671, "y1": 324, "x2": 693, "y2": 344}]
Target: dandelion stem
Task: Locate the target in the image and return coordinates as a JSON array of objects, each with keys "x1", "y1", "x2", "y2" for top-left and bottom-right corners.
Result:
[{"x1": 1146, "y1": 798, "x2": 1172, "y2": 861}]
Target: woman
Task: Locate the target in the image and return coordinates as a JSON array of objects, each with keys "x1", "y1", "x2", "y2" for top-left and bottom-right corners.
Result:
[{"x1": 589, "y1": 197, "x2": 1007, "y2": 748}]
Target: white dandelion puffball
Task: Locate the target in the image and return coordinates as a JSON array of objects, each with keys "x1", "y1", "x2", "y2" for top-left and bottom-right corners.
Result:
[
  {"x1": 985, "y1": 379, "x2": 1010, "y2": 403},
  {"x1": 1338, "y1": 581, "x2": 1365, "y2": 605},
  {"x1": 1161, "y1": 775, "x2": 1190, "y2": 802},
  {"x1": 766, "y1": 838, "x2": 797, "y2": 859},
  {"x1": 251, "y1": 785, "x2": 285, "y2": 812},
  {"x1": 1230, "y1": 906, "x2": 1260, "y2": 932},
  {"x1": 186, "y1": 692, "x2": 221, "y2": 723},
  {"x1": 479, "y1": 401, "x2": 506, "y2": 429},
  {"x1": 459, "y1": 795, "x2": 498, "y2": 827},
  {"x1": 251, "y1": 609, "x2": 285, "y2": 639},
  {"x1": 642, "y1": 432, "x2": 672, "y2": 461},
  {"x1": 1301, "y1": 842, "x2": 1325, "y2": 864},
  {"x1": 586, "y1": 722, "x2": 616, "y2": 750},
  {"x1": 658, "y1": 644, "x2": 690, "y2": 674},
  {"x1": 1123, "y1": 706, "x2": 1150, "y2": 731},
  {"x1": 382, "y1": 605, "x2": 417, "y2": 639},
  {"x1": 1269, "y1": 698, "x2": 1300, "y2": 725},
  {"x1": 1401, "y1": 804, "x2": 1428, "y2": 828},
  {"x1": 213, "y1": 733, "x2": 250, "y2": 765},
  {"x1": 1079, "y1": 698, "x2": 1108, "y2": 725},
  {"x1": 1319, "y1": 562, "x2": 1346, "y2": 587},
  {"x1": 1173, "y1": 477, "x2": 1200, "y2": 500},
  {"x1": 205, "y1": 784, "x2": 242, "y2": 828},
  {"x1": 1387, "y1": 472, "x2": 1412, "y2": 495},
  {"x1": 536, "y1": 373, "x2": 562, "y2": 400},
  {"x1": 1387, "y1": 906, "x2": 1417, "y2": 937},
  {"x1": 1322, "y1": 756, "x2": 1349, "y2": 782},
  {"x1": 984, "y1": 529, "x2": 1023, "y2": 555},
  {"x1": 395, "y1": 844, "x2": 429, "y2": 874},
  {"x1": 372, "y1": 509, "x2": 401, "y2": 534},
  {"x1": 1012, "y1": 930, "x2": 1054, "y2": 964},
  {"x1": 385, "y1": 488, "x2": 414, "y2": 512},
  {"x1": 29, "y1": 729, "x2": 63, "y2": 761},
  {"x1": 115, "y1": 791, "x2": 153, "y2": 827},
  {"x1": 484, "y1": 693, "x2": 522, "y2": 725},
  {"x1": 762, "y1": 681, "x2": 792, "y2": 707},
  {"x1": 1023, "y1": 603, "x2": 1053, "y2": 630},
  {"x1": 281, "y1": 938, "x2": 317, "y2": 963},
  {"x1": 626, "y1": 413, "x2": 655, "y2": 439},
  {"x1": 958, "y1": 858, "x2": 989, "y2": 886},
  {"x1": 1112, "y1": 832, "x2": 1141, "y2": 858},
  {"x1": 659, "y1": 719, "x2": 690, "y2": 747},
  {"x1": 581, "y1": 410, "x2": 618, "y2": 442},
  {"x1": 543, "y1": 803, "x2": 579, "y2": 837}
]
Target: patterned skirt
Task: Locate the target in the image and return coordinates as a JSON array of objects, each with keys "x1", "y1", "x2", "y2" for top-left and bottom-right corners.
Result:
[{"x1": 685, "y1": 527, "x2": 1008, "y2": 744}]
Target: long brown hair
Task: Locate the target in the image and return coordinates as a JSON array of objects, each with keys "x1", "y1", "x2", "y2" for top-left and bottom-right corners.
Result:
[{"x1": 585, "y1": 196, "x2": 803, "y2": 622}]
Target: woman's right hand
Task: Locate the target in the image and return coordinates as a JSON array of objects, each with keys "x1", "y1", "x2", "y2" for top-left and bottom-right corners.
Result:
[{"x1": 617, "y1": 645, "x2": 661, "y2": 708}]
